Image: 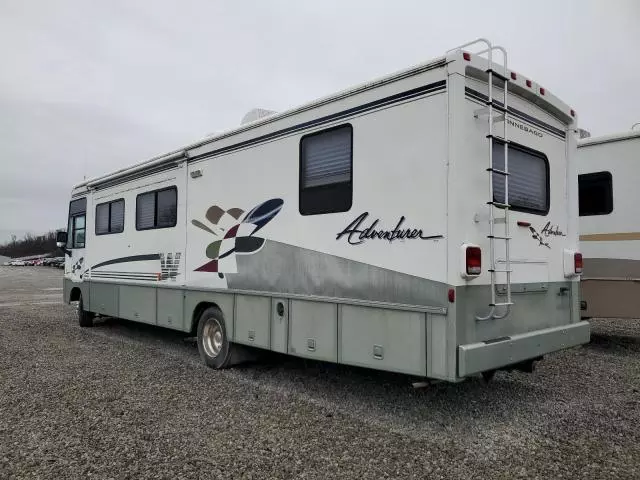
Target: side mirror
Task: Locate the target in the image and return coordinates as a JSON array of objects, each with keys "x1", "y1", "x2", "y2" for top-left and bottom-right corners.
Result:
[
  {"x1": 56, "y1": 231, "x2": 71, "y2": 256},
  {"x1": 56, "y1": 230, "x2": 67, "y2": 248}
]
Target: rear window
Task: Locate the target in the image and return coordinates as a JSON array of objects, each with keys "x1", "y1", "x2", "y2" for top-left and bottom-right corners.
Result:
[
  {"x1": 578, "y1": 171, "x2": 613, "y2": 216},
  {"x1": 492, "y1": 140, "x2": 549, "y2": 215}
]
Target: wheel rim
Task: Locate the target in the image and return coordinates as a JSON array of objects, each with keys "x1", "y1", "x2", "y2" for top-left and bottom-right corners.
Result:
[{"x1": 202, "y1": 318, "x2": 223, "y2": 358}]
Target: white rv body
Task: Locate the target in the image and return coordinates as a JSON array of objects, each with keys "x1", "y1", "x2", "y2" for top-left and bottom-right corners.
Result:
[
  {"x1": 62, "y1": 41, "x2": 588, "y2": 382},
  {"x1": 578, "y1": 130, "x2": 640, "y2": 318}
]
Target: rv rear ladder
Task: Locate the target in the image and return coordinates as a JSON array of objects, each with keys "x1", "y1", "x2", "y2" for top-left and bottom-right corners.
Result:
[
  {"x1": 452, "y1": 39, "x2": 514, "y2": 321},
  {"x1": 484, "y1": 47, "x2": 513, "y2": 320}
]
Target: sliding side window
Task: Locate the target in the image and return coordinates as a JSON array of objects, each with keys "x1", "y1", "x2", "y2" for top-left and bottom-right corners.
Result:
[
  {"x1": 299, "y1": 124, "x2": 353, "y2": 215},
  {"x1": 96, "y1": 199, "x2": 125, "y2": 235},
  {"x1": 136, "y1": 186, "x2": 177, "y2": 230},
  {"x1": 578, "y1": 171, "x2": 613, "y2": 216}
]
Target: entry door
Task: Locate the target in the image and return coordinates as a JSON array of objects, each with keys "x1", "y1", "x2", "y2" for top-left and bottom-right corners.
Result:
[{"x1": 66, "y1": 197, "x2": 87, "y2": 282}]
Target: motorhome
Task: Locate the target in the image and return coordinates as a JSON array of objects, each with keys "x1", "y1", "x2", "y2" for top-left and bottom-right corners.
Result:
[
  {"x1": 578, "y1": 128, "x2": 640, "y2": 319},
  {"x1": 58, "y1": 39, "x2": 589, "y2": 383}
]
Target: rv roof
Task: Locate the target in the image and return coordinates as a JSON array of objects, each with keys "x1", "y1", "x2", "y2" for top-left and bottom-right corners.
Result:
[
  {"x1": 72, "y1": 47, "x2": 575, "y2": 193},
  {"x1": 72, "y1": 55, "x2": 447, "y2": 192},
  {"x1": 578, "y1": 129, "x2": 640, "y2": 148}
]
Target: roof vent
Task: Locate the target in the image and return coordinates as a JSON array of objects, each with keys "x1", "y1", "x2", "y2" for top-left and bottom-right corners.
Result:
[
  {"x1": 241, "y1": 108, "x2": 276, "y2": 125},
  {"x1": 577, "y1": 128, "x2": 591, "y2": 139}
]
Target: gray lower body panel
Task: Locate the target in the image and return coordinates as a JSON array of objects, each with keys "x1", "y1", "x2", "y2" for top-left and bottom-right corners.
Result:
[{"x1": 62, "y1": 277, "x2": 588, "y2": 382}]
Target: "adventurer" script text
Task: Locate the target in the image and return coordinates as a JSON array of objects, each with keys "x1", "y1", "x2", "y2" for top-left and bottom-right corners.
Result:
[{"x1": 336, "y1": 212, "x2": 443, "y2": 245}]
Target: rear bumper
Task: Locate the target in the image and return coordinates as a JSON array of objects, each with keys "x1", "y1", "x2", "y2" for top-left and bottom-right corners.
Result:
[{"x1": 457, "y1": 321, "x2": 590, "y2": 377}]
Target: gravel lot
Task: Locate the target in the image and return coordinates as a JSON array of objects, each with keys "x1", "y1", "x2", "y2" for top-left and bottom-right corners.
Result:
[{"x1": 1, "y1": 267, "x2": 639, "y2": 479}]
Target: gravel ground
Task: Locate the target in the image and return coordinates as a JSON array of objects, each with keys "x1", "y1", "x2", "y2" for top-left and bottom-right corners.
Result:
[{"x1": 1, "y1": 267, "x2": 639, "y2": 479}]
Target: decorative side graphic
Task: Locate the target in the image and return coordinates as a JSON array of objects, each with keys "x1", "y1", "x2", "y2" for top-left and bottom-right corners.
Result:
[
  {"x1": 72, "y1": 257, "x2": 84, "y2": 275},
  {"x1": 192, "y1": 198, "x2": 284, "y2": 274},
  {"x1": 529, "y1": 222, "x2": 566, "y2": 249},
  {"x1": 84, "y1": 253, "x2": 182, "y2": 281},
  {"x1": 160, "y1": 252, "x2": 181, "y2": 281}
]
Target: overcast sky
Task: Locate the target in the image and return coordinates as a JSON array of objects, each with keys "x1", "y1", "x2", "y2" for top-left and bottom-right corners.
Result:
[{"x1": 1, "y1": 0, "x2": 638, "y2": 243}]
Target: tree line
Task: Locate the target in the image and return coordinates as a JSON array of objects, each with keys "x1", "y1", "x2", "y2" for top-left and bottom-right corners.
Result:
[{"x1": 0, "y1": 231, "x2": 60, "y2": 259}]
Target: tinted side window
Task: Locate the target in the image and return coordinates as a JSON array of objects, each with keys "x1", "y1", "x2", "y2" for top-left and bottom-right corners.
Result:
[
  {"x1": 299, "y1": 124, "x2": 353, "y2": 215},
  {"x1": 579, "y1": 171, "x2": 613, "y2": 216},
  {"x1": 96, "y1": 199, "x2": 125, "y2": 235},
  {"x1": 136, "y1": 187, "x2": 177, "y2": 230},
  {"x1": 73, "y1": 215, "x2": 86, "y2": 248},
  {"x1": 110, "y1": 199, "x2": 125, "y2": 232},
  {"x1": 136, "y1": 192, "x2": 156, "y2": 229},
  {"x1": 157, "y1": 188, "x2": 177, "y2": 227},
  {"x1": 95, "y1": 203, "x2": 110, "y2": 234}
]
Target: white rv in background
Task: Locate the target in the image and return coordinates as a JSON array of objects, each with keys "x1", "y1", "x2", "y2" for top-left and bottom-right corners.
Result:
[
  {"x1": 578, "y1": 128, "x2": 640, "y2": 319},
  {"x1": 58, "y1": 39, "x2": 588, "y2": 383}
]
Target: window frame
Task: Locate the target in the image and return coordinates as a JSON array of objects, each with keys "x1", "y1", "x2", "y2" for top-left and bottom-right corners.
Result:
[
  {"x1": 299, "y1": 123, "x2": 353, "y2": 216},
  {"x1": 135, "y1": 186, "x2": 178, "y2": 231},
  {"x1": 66, "y1": 197, "x2": 87, "y2": 249},
  {"x1": 95, "y1": 198, "x2": 125, "y2": 235},
  {"x1": 578, "y1": 171, "x2": 613, "y2": 217},
  {"x1": 492, "y1": 139, "x2": 550, "y2": 216}
]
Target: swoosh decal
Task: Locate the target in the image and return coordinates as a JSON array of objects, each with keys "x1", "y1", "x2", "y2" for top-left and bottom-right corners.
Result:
[{"x1": 91, "y1": 254, "x2": 160, "y2": 270}]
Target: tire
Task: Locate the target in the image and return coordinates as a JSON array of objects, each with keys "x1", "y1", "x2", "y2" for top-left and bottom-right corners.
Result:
[
  {"x1": 77, "y1": 293, "x2": 94, "y2": 328},
  {"x1": 197, "y1": 307, "x2": 232, "y2": 369}
]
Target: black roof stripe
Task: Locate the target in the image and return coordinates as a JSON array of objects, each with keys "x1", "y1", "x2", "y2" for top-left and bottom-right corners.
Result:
[{"x1": 190, "y1": 80, "x2": 447, "y2": 163}]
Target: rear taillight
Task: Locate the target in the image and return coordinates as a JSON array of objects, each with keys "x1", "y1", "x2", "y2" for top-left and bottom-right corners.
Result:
[
  {"x1": 463, "y1": 52, "x2": 471, "y2": 61},
  {"x1": 574, "y1": 253, "x2": 583, "y2": 275},
  {"x1": 466, "y1": 246, "x2": 482, "y2": 275}
]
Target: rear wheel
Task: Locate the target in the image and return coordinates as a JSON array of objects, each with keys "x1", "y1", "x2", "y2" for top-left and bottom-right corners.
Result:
[{"x1": 77, "y1": 293, "x2": 94, "y2": 328}]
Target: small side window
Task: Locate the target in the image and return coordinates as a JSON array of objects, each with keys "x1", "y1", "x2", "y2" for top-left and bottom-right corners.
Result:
[
  {"x1": 299, "y1": 124, "x2": 353, "y2": 215},
  {"x1": 67, "y1": 197, "x2": 87, "y2": 249},
  {"x1": 96, "y1": 199, "x2": 125, "y2": 235},
  {"x1": 136, "y1": 186, "x2": 177, "y2": 230},
  {"x1": 136, "y1": 192, "x2": 156, "y2": 230},
  {"x1": 579, "y1": 171, "x2": 613, "y2": 216}
]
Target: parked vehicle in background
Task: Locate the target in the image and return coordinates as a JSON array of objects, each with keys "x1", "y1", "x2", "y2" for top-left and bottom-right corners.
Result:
[
  {"x1": 578, "y1": 127, "x2": 640, "y2": 319},
  {"x1": 58, "y1": 39, "x2": 588, "y2": 383},
  {"x1": 48, "y1": 258, "x2": 63, "y2": 268},
  {"x1": 10, "y1": 260, "x2": 26, "y2": 266}
]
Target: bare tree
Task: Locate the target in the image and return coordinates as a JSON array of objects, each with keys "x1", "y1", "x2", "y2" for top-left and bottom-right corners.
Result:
[{"x1": 0, "y1": 231, "x2": 59, "y2": 258}]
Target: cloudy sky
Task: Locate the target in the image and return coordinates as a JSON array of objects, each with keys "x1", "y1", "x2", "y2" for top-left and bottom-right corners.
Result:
[{"x1": 1, "y1": 0, "x2": 638, "y2": 243}]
